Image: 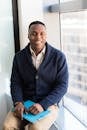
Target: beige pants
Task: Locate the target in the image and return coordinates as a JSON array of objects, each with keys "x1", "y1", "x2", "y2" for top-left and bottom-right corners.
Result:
[{"x1": 3, "y1": 105, "x2": 58, "y2": 130}]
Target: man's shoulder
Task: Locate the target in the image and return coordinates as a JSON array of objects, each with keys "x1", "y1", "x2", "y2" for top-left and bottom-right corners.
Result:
[
  {"x1": 48, "y1": 43, "x2": 65, "y2": 58},
  {"x1": 15, "y1": 44, "x2": 29, "y2": 58}
]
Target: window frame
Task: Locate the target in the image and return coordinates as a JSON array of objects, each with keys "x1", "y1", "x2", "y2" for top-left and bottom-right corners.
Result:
[{"x1": 12, "y1": 0, "x2": 20, "y2": 53}]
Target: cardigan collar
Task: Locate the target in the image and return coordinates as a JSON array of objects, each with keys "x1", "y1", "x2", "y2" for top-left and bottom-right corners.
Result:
[{"x1": 25, "y1": 42, "x2": 53, "y2": 70}]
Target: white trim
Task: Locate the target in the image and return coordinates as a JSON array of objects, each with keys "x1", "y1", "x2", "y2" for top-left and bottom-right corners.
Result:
[{"x1": 48, "y1": 0, "x2": 87, "y2": 13}]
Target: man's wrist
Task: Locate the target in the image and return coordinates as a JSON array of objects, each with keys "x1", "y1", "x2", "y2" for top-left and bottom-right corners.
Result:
[{"x1": 14, "y1": 102, "x2": 23, "y2": 106}]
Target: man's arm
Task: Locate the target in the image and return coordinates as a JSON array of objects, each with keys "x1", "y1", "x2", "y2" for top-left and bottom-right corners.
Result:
[
  {"x1": 10, "y1": 55, "x2": 23, "y2": 105},
  {"x1": 39, "y1": 53, "x2": 69, "y2": 110},
  {"x1": 10, "y1": 55, "x2": 26, "y2": 119}
]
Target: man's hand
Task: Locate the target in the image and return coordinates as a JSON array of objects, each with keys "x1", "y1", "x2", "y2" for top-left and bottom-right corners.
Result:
[
  {"x1": 14, "y1": 102, "x2": 24, "y2": 120},
  {"x1": 28, "y1": 103, "x2": 44, "y2": 115}
]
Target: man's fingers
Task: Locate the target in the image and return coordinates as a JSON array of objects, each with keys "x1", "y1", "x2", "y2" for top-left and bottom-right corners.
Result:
[
  {"x1": 20, "y1": 108, "x2": 24, "y2": 120},
  {"x1": 14, "y1": 106, "x2": 24, "y2": 120},
  {"x1": 24, "y1": 107, "x2": 28, "y2": 114},
  {"x1": 29, "y1": 106, "x2": 39, "y2": 114}
]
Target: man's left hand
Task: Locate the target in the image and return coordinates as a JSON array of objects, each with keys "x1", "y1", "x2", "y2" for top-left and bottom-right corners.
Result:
[{"x1": 28, "y1": 103, "x2": 44, "y2": 114}]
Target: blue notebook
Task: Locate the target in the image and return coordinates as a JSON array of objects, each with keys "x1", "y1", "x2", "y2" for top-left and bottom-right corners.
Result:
[{"x1": 23, "y1": 100, "x2": 50, "y2": 123}]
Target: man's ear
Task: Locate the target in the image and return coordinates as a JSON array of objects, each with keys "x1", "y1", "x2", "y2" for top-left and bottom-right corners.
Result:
[{"x1": 28, "y1": 33, "x2": 29, "y2": 39}]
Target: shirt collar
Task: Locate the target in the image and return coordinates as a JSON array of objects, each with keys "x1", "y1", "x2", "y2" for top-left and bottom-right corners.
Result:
[{"x1": 30, "y1": 45, "x2": 46, "y2": 56}]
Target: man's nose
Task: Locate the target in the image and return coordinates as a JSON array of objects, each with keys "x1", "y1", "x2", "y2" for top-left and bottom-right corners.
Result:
[{"x1": 36, "y1": 34, "x2": 41, "y2": 39}]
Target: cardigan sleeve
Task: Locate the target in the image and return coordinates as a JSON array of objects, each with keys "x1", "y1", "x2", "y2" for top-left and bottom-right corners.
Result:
[
  {"x1": 39, "y1": 53, "x2": 69, "y2": 110},
  {"x1": 10, "y1": 55, "x2": 23, "y2": 105}
]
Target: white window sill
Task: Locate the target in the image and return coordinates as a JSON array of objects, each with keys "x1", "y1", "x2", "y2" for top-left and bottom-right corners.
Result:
[{"x1": 54, "y1": 106, "x2": 86, "y2": 130}]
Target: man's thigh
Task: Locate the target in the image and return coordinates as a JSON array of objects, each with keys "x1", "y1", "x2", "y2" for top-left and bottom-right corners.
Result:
[
  {"x1": 26, "y1": 105, "x2": 58, "y2": 130},
  {"x1": 3, "y1": 111, "x2": 22, "y2": 130}
]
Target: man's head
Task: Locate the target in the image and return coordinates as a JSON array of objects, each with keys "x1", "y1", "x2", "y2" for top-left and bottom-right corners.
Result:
[{"x1": 28, "y1": 21, "x2": 47, "y2": 54}]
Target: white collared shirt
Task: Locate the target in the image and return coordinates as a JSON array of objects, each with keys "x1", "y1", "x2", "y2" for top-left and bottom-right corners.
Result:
[{"x1": 30, "y1": 45, "x2": 46, "y2": 70}]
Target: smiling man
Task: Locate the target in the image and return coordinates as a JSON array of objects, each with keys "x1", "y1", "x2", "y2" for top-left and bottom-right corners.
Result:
[{"x1": 3, "y1": 21, "x2": 68, "y2": 130}]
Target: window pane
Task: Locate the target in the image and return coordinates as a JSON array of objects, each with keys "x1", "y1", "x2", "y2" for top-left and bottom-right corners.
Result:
[
  {"x1": 61, "y1": 11, "x2": 87, "y2": 127},
  {"x1": 0, "y1": 0, "x2": 15, "y2": 94},
  {"x1": 0, "y1": 0, "x2": 15, "y2": 129}
]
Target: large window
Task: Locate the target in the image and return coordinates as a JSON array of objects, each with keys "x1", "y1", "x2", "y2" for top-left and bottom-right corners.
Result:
[
  {"x1": 0, "y1": 0, "x2": 15, "y2": 128},
  {"x1": 0, "y1": 0, "x2": 20, "y2": 129},
  {"x1": 0, "y1": 0, "x2": 15, "y2": 93},
  {"x1": 60, "y1": 2, "x2": 87, "y2": 128}
]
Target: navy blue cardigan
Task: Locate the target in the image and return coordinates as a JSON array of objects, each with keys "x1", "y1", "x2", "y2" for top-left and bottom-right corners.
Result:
[{"x1": 10, "y1": 43, "x2": 68, "y2": 109}]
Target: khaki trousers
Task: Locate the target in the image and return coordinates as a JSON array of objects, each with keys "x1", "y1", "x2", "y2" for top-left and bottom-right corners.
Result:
[{"x1": 3, "y1": 105, "x2": 58, "y2": 130}]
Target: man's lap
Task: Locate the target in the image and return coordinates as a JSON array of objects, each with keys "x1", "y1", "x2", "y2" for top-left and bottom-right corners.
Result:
[{"x1": 3, "y1": 105, "x2": 58, "y2": 130}]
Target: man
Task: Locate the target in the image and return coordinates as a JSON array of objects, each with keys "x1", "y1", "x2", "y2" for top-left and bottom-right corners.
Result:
[{"x1": 3, "y1": 21, "x2": 68, "y2": 130}]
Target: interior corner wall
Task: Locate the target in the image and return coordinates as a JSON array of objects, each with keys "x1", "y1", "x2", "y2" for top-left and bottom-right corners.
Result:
[{"x1": 17, "y1": 0, "x2": 44, "y2": 49}]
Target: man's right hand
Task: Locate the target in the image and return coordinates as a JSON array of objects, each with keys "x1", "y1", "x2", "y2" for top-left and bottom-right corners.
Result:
[{"x1": 14, "y1": 102, "x2": 24, "y2": 120}]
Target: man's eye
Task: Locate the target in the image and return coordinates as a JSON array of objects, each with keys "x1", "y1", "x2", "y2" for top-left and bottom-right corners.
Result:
[
  {"x1": 32, "y1": 33, "x2": 37, "y2": 36},
  {"x1": 41, "y1": 33, "x2": 46, "y2": 36}
]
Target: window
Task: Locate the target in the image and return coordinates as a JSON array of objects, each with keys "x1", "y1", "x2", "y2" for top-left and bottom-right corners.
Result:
[
  {"x1": 0, "y1": 0, "x2": 15, "y2": 129},
  {"x1": 0, "y1": 0, "x2": 15, "y2": 92},
  {"x1": 61, "y1": 10, "x2": 87, "y2": 127}
]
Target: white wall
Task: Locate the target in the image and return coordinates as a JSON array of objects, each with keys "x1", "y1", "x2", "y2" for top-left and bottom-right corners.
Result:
[
  {"x1": 43, "y1": 0, "x2": 61, "y2": 49},
  {"x1": 18, "y1": 0, "x2": 44, "y2": 49}
]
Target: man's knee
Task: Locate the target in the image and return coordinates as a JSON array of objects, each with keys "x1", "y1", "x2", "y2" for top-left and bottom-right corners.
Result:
[
  {"x1": 3, "y1": 123, "x2": 19, "y2": 130},
  {"x1": 3, "y1": 123, "x2": 11, "y2": 130},
  {"x1": 3, "y1": 111, "x2": 22, "y2": 130},
  {"x1": 27, "y1": 123, "x2": 42, "y2": 130}
]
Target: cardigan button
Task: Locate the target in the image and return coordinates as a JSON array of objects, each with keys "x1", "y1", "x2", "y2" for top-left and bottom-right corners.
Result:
[{"x1": 35, "y1": 75, "x2": 39, "y2": 79}]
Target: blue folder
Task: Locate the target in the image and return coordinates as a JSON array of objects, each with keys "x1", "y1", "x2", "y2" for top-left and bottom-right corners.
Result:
[{"x1": 23, "y1": 100, "x2": 50, "y2": 123}]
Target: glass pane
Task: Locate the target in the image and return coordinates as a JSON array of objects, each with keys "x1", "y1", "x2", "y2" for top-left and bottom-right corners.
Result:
[
  {"x1": 0, "y1": 0, "x2": 15, "y2": 95},
  {"x1": 61, "y1": 11, "x2": 87, "y2": 127},
  {"x1": 0, "y1": 0, "x2": 15, "y2": 129}
]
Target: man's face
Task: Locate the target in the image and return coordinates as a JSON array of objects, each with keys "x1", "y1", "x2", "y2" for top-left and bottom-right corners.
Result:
[{"x1": 28, "y1": 24, "x2": 47, "y2": 50}]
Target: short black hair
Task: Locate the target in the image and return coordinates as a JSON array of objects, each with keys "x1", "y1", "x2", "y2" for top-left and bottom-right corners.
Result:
[{"x1": 29, "y1": 21, "x2": 46, "y2": 29}]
